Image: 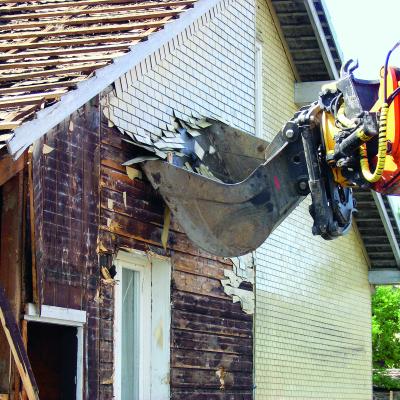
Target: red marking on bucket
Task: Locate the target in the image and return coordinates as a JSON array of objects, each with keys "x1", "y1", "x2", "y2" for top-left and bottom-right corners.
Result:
[{"x1": 274, "y1": 175, "x2": 281, "y2": 191}]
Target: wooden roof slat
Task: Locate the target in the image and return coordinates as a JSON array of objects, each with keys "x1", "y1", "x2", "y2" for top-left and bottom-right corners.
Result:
[
  {"x1": 0, "y1": 0, "x2": 196, "y2": 141},
  {"x1": 0, "y1": 1, "x2": 195, "y2": 21},
  {"x1": 0, "y1": 79, "x2": 84, "y2": 95},
  {"x1": 0, "y1": 121, "x2": 20, "y2": 130},
  {"x1": 0, "y1": 35, "x2": 144, "y2": 51},
  {"x1": 0, "y1": 90, "x2": 67, "y2": 102},
  {"x1": 1, "y1": 104, "x2": 41, "y2": 122},
  {"x1": 0, "y1": 43, "x2": 135, "y2": 61},
  {"x1": 0, "y1": 52, "x2": 126, "y2": 70},
  {"x1": 0, "y1": 20, "x2": 168, "y2": 40},
  {"x1": 0, "y1": 62, "x2": 109, "y2": 82},
  {"x1": 1, "y1": 9, "x2": 183, "y2": 31},
  {"x1": 0, "y1": 0, "x2": 194, "y2": 12},
  {"x1": 0, "y1": 90, "x2": 66, "y2": 108}
]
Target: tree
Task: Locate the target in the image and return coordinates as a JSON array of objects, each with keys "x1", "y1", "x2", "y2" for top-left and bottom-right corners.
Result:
[{"x1": 372, "y1": 285, "x2": 400, "y2": 389}]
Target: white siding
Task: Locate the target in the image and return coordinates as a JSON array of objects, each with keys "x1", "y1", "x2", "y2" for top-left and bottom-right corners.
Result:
[{"x1": 254, "y1": 1, "x2": 372, "y2": 399}]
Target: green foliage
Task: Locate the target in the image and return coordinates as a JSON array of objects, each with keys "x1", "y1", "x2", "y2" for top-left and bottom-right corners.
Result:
[
  {"x1": 372, "y1": 286, "x2": 400, "y2": 389},
  {"x1": 373, "y1": 369, "x2": 400, "y2": 390}
]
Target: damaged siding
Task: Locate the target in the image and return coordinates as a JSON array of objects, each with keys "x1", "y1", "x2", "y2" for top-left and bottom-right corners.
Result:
[
  {"x1": 99, "y1": 0, "x2": 256, "y2": 398},
  {"x1": 29, "y1": 0, "x2": 256, "y2": 399},
  {"x1": 32, "y1": 98, "x2": 104, "y2": 399},
  {"x1": 254, "y1": 1, "x2": 372, "y2": 399},
  {"x1": 100, "y1": 110, "x2": 253, "y2": 399},
  {"x1": 103, "y1": 0, "x2": 256, "y2": 144}
]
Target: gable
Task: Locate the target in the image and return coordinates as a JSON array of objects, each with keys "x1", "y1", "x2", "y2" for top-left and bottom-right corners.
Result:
[{"x1": 102, "y1": 0, "x2": 256, "y2": 163}]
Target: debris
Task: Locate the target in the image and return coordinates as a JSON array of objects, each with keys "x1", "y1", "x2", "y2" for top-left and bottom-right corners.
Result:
[
  {"x1": 161, "y1": 206, "x2": 171, "y2": 250},
  {"x1": 194, "y1": 141, "x2": 205, "y2": 160},
  {"x1": 123, "y1": 191, "x2": 127, "y2": 208},
  {"x1": 101, "y1": 375, "x2": 114, "y2": 385},
  {"x1": 42, "y1": 144, "x2": 54, "y2": 154},
  {"x1": 126, "y1": 166, "x2": 142, "y2": 179},
  {"x1": 221, "y1": 269, "x2": 254, "y2": 314},
  {"x1": 94, "y1": 288, "x2": 103, "y2": 304},
  {"x1": 196, "y1": 119, "x2": 212, "y2": 128},
  {"x1": 0, "y1": 286, "x2": 39, "y2": 400},
  {"x1": 186, "y1": 127, "x2": 202, "y2": 137},
  {"x1": 96, "y1": 242, "x2": 108, "y2": 253},
  {"x1": 216, "y1": 367, "x2": 226, "y2": 390},
  {"x1": 0, "y1": 134, "x2": 12, "y2": 142},
  {"x1": 107, "y1": 198, "x2": 114, "y2": 210},
  {"x1": 122, "y1": 155, "x2": 158, "y2": 166}
]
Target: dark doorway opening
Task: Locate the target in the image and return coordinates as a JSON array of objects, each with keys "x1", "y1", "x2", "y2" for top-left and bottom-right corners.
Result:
[{"x1": 28, "y1": 322, "x2": 77, "y2": 400}]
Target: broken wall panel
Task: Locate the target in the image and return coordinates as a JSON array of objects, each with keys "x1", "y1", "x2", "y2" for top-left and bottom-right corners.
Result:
[{"x1": 100, "y1": 113, "x2": 254, "y2": 399}]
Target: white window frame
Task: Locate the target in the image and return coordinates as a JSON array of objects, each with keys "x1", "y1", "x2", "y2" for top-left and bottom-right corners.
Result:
[
  {"x1": 255, "y1": 40, "x2": 264, "y2": 138},
  {"x1": 24, "y1": 303, "x2": 86, "y2": 400},
  {"x1": 114, "y1": 250, "x2": 171, "y2": 400}
]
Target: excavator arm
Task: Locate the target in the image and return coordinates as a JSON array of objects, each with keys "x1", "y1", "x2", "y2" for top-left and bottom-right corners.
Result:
[{"x1": 141, "y1": 43, "x2": 400, "y2": 257}]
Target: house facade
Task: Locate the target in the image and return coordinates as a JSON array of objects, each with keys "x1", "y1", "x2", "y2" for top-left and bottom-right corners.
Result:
[
  {"x1": 254, "y1": 1, "x2": 372, "y2": 399},
  {"x1": 0, "y1": 0, "x2": 375, "y2": 399}
]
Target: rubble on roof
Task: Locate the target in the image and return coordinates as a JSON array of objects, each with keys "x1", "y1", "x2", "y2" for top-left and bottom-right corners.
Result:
[{"x1": 0, "y1": 0, "x2": 196, "y2": 141}]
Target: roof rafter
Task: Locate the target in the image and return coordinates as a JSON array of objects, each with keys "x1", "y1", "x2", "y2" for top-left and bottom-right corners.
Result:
[{"x1": 0, "y1": 0, "x2": 195, "y2": 20}]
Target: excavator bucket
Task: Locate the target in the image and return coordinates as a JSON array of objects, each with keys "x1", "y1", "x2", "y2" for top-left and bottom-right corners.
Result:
[{"x1": 142, "y1": 126, "x2": 308, "y2": 257}]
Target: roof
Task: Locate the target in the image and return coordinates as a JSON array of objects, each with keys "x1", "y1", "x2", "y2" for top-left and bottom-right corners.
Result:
[
  {"x1": 271, "y1": 0, "x2": 342, "y2": 81},
  {"x1": 0, "y1": 0, "x2": 197, "y2": 155},
  {"x1": 0, "y1": 0, "x2": 343, "y2": 159}
]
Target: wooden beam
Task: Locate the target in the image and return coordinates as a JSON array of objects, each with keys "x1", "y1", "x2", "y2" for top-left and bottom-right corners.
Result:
[
  {"x1": 369, "y1": 269, "x2": 400, "y2": 285},
  {"x1": 0, "y1": 79, "x2": 83, "y2": 95},
  {"x1": 0, "y1": 34, "x2": 145, "y2": 51},
  {"x1": 0, "y1": 62, "x2": 109, "y2": 82},
  {"x1": 0, "y1": 286, "x2": 39, "y2": 400},
  {"x1": 0, "y1": 19, "x2": 169, "y2": 40},
  {"x1": 0, "y1": 122, "x2": 20, "y2": 130},
  {"x1": 0, "y1": 43, "x2": 135, "y2": 61},
  {"x1": 21, "y1": 320, "x2": 28, "y2": 400},
  {"x1": 1, "y1": 9, "x2": 183, "y2": 30},
  {"x1": 0, "y1": 53, "x2": 125, "y2": 71},
  {"x1": 0, "y1": 155, "x2": 25, "y2": 186},
  {"x1": 0, "y1": 91, "x2": 66, "y2": 108},
  {"x1": 0, "y1": 0, "x2": 195, "y2": 11},
  {"x1": 0, "y1": 0, "x2": 195, "y2": 20},
  {"x1": 0, "y1": 105, "x2": 39, "y2": 127}
]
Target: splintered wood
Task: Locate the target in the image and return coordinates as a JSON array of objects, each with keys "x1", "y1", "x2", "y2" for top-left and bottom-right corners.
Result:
[
  {"x1": 0, "y1": 287, "x2": 39, "y2": 400},
  {"x1": 0, "y1": 0, "x2": 196, "y2": 149}
]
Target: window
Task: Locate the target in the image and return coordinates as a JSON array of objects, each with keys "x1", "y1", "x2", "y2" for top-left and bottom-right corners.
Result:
[
  {"x1": 114, "y1": 251, "x2": 171, "y2": 400},
  {"x1": 255, "y1": 40, "x2": 263, "y2": 138}
]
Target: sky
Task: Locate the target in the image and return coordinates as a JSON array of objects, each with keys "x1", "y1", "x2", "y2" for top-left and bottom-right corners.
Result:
[{"x1": 324, "y1": 0, "x2": 400, "y2": 79}]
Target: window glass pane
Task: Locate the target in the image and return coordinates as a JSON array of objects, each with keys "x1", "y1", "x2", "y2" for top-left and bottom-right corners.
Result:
[{"x1": 121, "y1": 268, "x2": 140, "y2": 400}]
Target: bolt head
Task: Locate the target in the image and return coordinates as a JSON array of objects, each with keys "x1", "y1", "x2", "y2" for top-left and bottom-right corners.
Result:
[
  {"x1": 299, "y1": 181, "x2": 308, "y2": 190},
  {"x1": 285, "y1": 129, "x2": 295, "y2": 139}
]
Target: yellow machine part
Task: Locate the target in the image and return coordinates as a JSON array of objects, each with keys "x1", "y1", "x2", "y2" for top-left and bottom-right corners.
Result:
[
  {"x1": 321, "y1": 111, "x2": 351, "y2": 187},
  {"x1": 368, "y1": 66, "x2": 400, "y2": 187}
]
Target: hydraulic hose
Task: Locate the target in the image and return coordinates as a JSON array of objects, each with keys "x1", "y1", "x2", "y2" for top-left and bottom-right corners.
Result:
[
  {"x1": 359, "y1": 42, "x2": 399, "y2": 183},
  {"x1": 359, "y1": 102, "x2": 389, "y2": 183}
]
